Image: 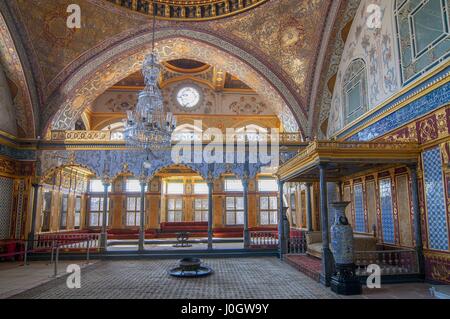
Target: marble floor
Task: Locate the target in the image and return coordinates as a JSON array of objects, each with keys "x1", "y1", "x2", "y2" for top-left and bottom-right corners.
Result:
[
  {"x1": 0, "y1": 258, "x2": 439, "y2": 299},
  {"x1": 0, "y1": 260, "x2": 97, "y2": 299}
]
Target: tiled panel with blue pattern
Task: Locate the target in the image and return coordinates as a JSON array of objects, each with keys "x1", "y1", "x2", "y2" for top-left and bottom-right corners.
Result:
[
  {"x1": 0, "y1": 144, "x2": 36, "y2": 160},
  {"x1": 339, "y1": 67, "x2": 450, "y2": 141},
  {"x1": 423, "y1": 147, "x2": 449, "y2": 251},
  {"x1": 0, "y1": 177, "x2": 13, "y2": 239},
  {"x1": 354, "y1": 184, "x2": 366, "y2": 233},
  {"x1": 379, "y1": 179, "x2": 395, "y2": 244},
  {"x1": 348, "y1": 81, "x2": 450, "y2": 141}
]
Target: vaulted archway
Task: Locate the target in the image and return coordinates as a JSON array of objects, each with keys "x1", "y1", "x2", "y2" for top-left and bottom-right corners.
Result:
[
  {"x1": 44, "y1": 29, "x2": 305, "y2": 137},
  {"x1": 0, "y1": 9, "x2": 38, "y2": 138}
]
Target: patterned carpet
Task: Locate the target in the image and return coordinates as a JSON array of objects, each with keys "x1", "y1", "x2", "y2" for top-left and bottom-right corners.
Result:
[{"x1": 285, "y1": 255, "x2": 322, "y2": 282}]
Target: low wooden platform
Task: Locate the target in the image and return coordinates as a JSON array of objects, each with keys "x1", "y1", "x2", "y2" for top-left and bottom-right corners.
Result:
[{"x1": 284, "y1": 254, "x2": 322, "y2": 282}]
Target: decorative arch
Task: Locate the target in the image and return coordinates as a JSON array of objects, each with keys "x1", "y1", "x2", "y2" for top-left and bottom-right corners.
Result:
[
  {"x1": 234, "y1": 123, "x2": 269, "y2": 132},
  {"x1": 40, "y1": 164, "x2": 96, "y2": 185},
  {"x1": 39, "y1": 148, "x2": 266, "y2": 184},
  {"x1": 0, "y1": 10, "x2": 37, "y2": 138},
  {"x1": 172, "y1": 123, "x2": 205, "y2": 142},
  {"x1": 88, "y1": 117, "x2": 121, "y2": 131},
  {"x1": 150, "y1": 163, "x2": 208, "y2": 181},
  {"x1": 174, "y1": 122, "x2": 208, "y2": 132},
  {"x1": 44, "y1": 29, "x2": 304, "y2": 136}
]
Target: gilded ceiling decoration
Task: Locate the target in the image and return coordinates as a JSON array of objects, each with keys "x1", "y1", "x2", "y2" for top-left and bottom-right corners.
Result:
[
  {"x1": 109, "y1": 59, "x2": 250, "y2": 91},
  {"x1": 313, "y1": 0, "x2": 361, "y2": 137},
  {"x1": 13, "y1": 0, "x2": 142, "y2": 95},
  {"x1": 229, "y1": 96, "x2": 267, "y2": 115},
  {"x1": 0, "y1": 11, "x2": 35, "y2": 138},
  {"x1": 208, "y1": 0, "x2": 332, "y2": 108},
  {"x1": 0, "y1": 0, "x2": 337, "y2": 137},
  {"x1": 106, "y1": 0, "x2": 268, "y2": 21},
  {"x1": 48, "y1": 36, "x2": 299, "y2": 133}
]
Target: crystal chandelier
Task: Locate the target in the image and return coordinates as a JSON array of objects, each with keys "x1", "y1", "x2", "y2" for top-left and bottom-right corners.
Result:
[{"x1": 123, "y1": 5, "x2": 176, "y2": 152}]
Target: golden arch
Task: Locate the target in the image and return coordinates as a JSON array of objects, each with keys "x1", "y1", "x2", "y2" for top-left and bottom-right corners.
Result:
[{"x1": 45, "y1": 31, "x2": 303, "y2": 136}]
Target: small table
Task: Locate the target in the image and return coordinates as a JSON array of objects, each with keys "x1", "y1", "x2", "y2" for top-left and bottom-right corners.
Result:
[{"x1": 173, "y1": 232, "x2": 192, "y2": 248}]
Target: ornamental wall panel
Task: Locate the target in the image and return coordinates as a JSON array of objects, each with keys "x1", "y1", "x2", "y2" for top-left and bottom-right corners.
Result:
[
  {"x1": 422, "y1": 147, "x2": 449, "y2": 251},
  {"x1": 395, "y1": 174, "x2": 413, "y2": 247},
  {"x1": 365, "y1": 180, "x2": 377, "y2": 234},
  {"x1": 0, "y1": 176, "x2": 13, "y2": 239},
  {"x1": 379, "y1": 178, "x2": 395, "y2": 244}
]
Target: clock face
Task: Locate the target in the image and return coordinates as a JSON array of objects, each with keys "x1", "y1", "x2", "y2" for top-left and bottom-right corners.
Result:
[{"x1": 176, "y1": 86, "x2": 200, "y2": 108}]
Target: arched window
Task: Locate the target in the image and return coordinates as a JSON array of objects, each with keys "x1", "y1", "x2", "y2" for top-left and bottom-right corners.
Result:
[
  {"x1": 101, "y1": 122, "x2": 124, "y2": 141},
  {"x1": 171, "y1": 123, "x2": 203, "y2": 141},
  {"x1": 395, "y1": 0, "x2": 450, "y2": 84},
  {"x1": 235, "y1": 124, "x2": 268, "y2": 142},
  {"x1": 342, "y1": 59, "x2": 368, "y2": 125}
]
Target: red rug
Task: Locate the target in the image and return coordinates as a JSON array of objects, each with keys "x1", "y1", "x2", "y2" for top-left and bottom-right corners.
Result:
[{"x1": 285, "y1": 255, "x2": 322, "y2": 282}]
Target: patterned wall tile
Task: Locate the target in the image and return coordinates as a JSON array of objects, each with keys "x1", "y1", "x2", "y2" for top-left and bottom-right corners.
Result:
[
  {"x1": 354, "y1": 183, "x2": 366, "y2": 233},
  {"x1": 379, "y1": 178, "x2": 395, "y2": 244},
  {"x1": 422, "y1": 147, "x2": 449, "y2": 251},
  {"x1": 348, "y1": 80, "x2": 450, "y2": 141},
  {"x1": 14, "y1": 180, "x2": 25, "y2": 239},
  {"x1": 416, "y1": 115, "x2": 438, "y2": 144},
  {"x1": 341, "y1": 67, "x2": 450, "y2": 141},
  {"x1": 396, "y1": 174, "x2": 413, "y2": 247},
  {"x1": 0, "y1": 177, "x2": 13, "y2": 239}
]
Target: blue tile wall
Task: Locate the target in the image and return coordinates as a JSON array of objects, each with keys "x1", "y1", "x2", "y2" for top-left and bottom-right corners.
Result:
[
  {"x1": 423, "y1": 147, "x2": 449, "y2": 251},
  {"x1": 0, "y1": 144, "x2": 36, "y2": 161},
  {"x1": 379, "y1": 178, "x2": 395, "y2": 244},
  {"x1": 0, "y1": 177, "x2": 13, "y2": 239},
  {"x1": 354, "y1": 184, "x2": 366, "y2": 233}
]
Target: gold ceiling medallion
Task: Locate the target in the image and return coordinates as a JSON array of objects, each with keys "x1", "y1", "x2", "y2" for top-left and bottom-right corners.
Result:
[{"x1": 107, "y1": 0, "x2": 268, "y2": 21}]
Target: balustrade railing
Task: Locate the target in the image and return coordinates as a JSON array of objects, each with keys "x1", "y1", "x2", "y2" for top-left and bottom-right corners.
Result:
[
  {"x1": 249, "y1": 231, "x2": 278, "y2": 248},
  {"x1": 287, "y1": 236, "x2": 307, "y2": 254},
  {"x1": 51, "y1": 130, "x2": 112, "y2": 142},
  {"x1": 50, "y1": 130, "x2": 304, "y2": 145},
  {"x1": 354, "y1": 249, "x2": 419, "y2": 276},
  {"x1": 35, "y1": 233, "x2": 100, "y2": 251}
]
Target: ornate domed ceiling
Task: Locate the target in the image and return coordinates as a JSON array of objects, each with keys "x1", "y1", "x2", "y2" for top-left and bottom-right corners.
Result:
[
  {"x1": 107, "y1": 0, "x2": 268, "y2": 21},
  {"x1": 0, "y1": 0, "x2": 358, "y2": 138}
]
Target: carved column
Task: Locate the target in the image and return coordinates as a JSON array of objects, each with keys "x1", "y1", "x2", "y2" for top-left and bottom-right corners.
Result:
[
  {"x1": 408, "y1": 163, "x2": 425, "y2": 275},
  {"x1": 28, "y1": 179, "x2": 42, "y2": 246},
  {"x1": 243, "y1": 175, "x2": 250, "y2": 249},
  {"x1": 138, "y1": 178, "x2": 147, "y2": 252},
  {"x1": 207, "y1": 177, "x2": 214, "y2": 250},
  {"x1": 99, "y1": 179, "x2": 110, "y2": 251},
  {"x1": 278, "y1": 180, "x2": 286, "y2": 258},
  {"x1": 319, "y1": 163, "x2": 333, "y2": 287},
  {"x1": 306, "y1": 183, "x2": 313, "y2": 231}
]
